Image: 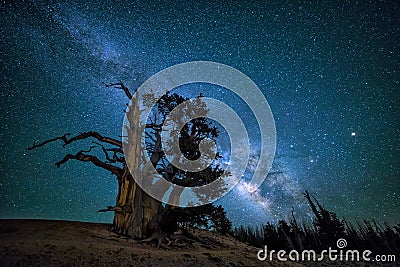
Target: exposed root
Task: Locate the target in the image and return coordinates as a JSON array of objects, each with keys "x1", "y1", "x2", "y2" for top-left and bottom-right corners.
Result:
[{"x1": 140, "y1": 229, "x2": 196, "y2": 249}]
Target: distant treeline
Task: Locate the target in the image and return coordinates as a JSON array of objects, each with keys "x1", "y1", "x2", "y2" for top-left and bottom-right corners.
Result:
[{"x1": 231, "y1": 191, "x2": 400, "y2": 256}]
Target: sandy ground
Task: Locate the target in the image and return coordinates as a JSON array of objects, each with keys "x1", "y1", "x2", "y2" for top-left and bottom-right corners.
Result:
[
  {"x1": 0, "y1": 219, "x2": 292, "y2": 266},
  {"x1": 0, "y1": 219, "x2": 394, "y2": 266}
]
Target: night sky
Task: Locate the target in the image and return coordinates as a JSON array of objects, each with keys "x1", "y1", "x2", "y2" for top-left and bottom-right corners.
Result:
[{"x1": 1, "y1": 1, "x2": 399, "y2": 227}]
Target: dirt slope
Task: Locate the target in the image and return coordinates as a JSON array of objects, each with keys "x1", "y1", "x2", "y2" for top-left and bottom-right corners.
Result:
[{"x1": 0, "y1": 219, "x2": 374, "y2": 266}]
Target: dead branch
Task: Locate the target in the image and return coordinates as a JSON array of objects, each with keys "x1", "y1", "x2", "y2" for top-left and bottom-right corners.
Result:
[
  {"x1": 103, "y1": 81, "x2": 134, "y2": 100},
  {"x1": 27, "y1": 133, "x2": 71, "y2": 150},
  {"x1": 27, "y1": 131, "x2": 122, "y2": 150},
  {"x1": 97, "y1": 206, "x2": 124, "y2": 213},
  {"x1": 304, "y1": 191, "x2": 322, "y2": 221},
  {"x1": 92, "y1": 142, "x2": 124, "y2": 163},
  {"x1": 55, "y1": 148, "x2": 122, "y2": 176}
]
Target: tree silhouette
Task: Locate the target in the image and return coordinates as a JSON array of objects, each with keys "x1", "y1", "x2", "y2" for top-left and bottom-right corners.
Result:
[
  {"x1": 27, "y1": 82, "x2": 229, "y2": 246},
  {"x1": 233, "y1": 190, "x2": 400, "y2": 255},
  {"x1": 303, "y1": 190, "x2": 345, "y2": 247},
  {"x1": 174, "y1": 204, "x2": 232, "y2": 235}
]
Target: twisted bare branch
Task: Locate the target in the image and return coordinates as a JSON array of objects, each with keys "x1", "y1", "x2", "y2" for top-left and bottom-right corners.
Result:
[
  {"x1": 27, "y1": 133, "x2": 71, "y2": 150},
  {"x1": 92, "y1": 142, "x2": 124, "y2": 163},
  {"x1": 55, "y1": 147, "x2": 122, "y2": 176},
  {"x1": 27, "y1": 131, "x2": 122, "y2": 150},
  {"x1": 103, "y1": 81, "x2": 134, "y2": 100}
]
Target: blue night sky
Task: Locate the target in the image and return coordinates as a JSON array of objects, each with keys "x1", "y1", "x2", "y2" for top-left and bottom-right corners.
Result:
[{"x1": 1, "y1": 1, "x2": 399, "y2": 227}]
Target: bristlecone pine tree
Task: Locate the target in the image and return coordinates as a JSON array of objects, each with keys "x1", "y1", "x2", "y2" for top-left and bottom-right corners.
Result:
[{"x1": 27, "y1": 82, "x2": 228, "y2": 245}]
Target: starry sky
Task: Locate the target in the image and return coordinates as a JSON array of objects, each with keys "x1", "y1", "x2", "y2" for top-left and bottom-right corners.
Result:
[{"x1": 1, "y1": 1, "x2": 399, "y2": 227}]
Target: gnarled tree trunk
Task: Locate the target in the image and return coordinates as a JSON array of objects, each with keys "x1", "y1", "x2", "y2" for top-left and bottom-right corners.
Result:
[
  {"x1": 113, "y1": 93, "x2": 162, "y2": 238},
  {"x1": 111, "y1": 169, "x2": 162, "y2": 238}
]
